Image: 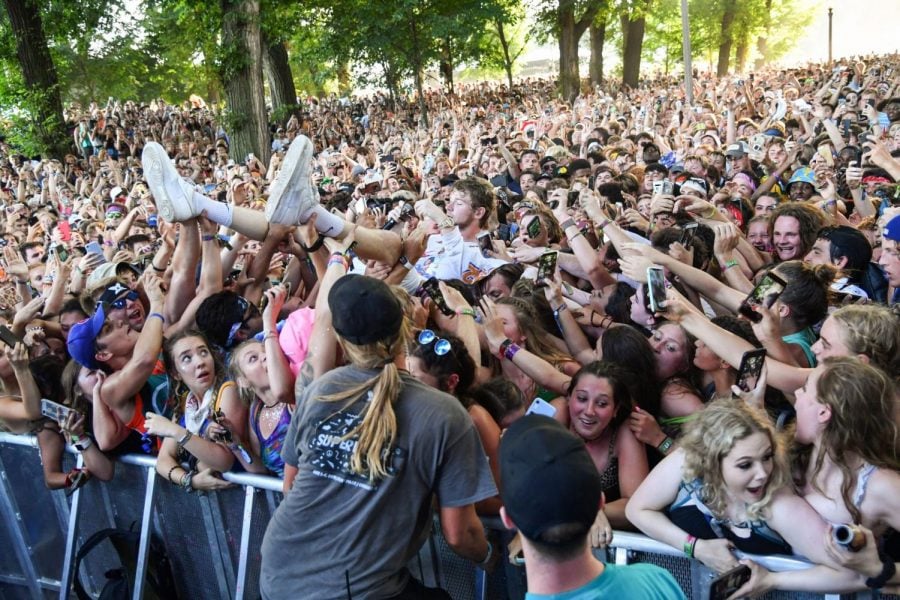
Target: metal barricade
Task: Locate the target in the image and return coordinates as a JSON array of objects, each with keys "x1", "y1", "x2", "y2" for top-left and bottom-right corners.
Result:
[{"x1": 0, "y1": 433, "x2": 895, "y2": 600}]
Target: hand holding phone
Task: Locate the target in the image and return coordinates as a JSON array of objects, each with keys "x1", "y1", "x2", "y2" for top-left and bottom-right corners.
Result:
[
  {"x1": 709, "y1": 564, "x2": 752, "y2": 600},
  {"x1": 736, "y1": 348, "x2": 767, "y2": 393},
  {"x1": 526, "y1": 398, "x2": 557, "y2": 418},
  {"x1": 738, "y1": 272, "x2": 787, "y2": 323},
  {"x1": 41, "y1": 399, "x2": 81, "y2": 425},
  {"x1": 535, "y1": 251, "x2": 558, "y2": 287},
  {"x1": 646, "y1": 265, "x2": 668, "y2": 313},
  {"x1": 422, "y1": 278, "x2": 455, "y2": 316}
]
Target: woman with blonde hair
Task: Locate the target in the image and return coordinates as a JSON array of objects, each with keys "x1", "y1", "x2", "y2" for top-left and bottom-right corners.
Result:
[
  {"x1": 627, "y1": 399, "x2": 867, "y2": 594},
  {"x1": 260, "y1": 274, "x2": 497, "y2": 599}
]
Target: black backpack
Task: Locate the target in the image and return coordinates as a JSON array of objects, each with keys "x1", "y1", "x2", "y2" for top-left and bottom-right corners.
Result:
[{"x1": 72, "y1": 525, "x2": 179, "y2": 600}]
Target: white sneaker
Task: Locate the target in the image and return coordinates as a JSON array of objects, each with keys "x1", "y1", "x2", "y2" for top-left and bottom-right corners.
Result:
[
  {"x1": 266, "y1": 135, "x2": 315, "y2": 225},
  {"x1": 142, "y1": 142, "x2": 200, "y2": 222}
]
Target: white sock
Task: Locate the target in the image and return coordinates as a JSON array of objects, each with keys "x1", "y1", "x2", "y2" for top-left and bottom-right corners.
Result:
[
  {"x1": 193, "y1": 192, "x2": 234, "y2": 227},
  {"x1": 306, "y1": 204, "x2": 344, "y2": 237}
]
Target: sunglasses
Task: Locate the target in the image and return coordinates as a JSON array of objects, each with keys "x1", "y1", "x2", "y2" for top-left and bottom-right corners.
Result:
[
  {"x1": 418, "y1": 329, "x2": 451, "y2": 356},
  {"x1": 109, "y1": 290, "x2": 140, "y2": 310}
]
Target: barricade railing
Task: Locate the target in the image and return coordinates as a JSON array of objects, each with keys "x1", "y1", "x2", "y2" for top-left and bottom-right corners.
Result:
[{"x1": 0, "y1": 432, "x2": 890, "y2": 600}]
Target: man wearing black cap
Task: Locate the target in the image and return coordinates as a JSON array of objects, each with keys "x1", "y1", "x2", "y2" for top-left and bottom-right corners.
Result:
[{"x1": 499, "y1": 415, "x2": 684, "y2": 599}]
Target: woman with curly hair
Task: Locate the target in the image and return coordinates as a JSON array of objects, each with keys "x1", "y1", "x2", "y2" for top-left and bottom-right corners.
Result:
[{"x1": 627, "y1": 399, "x2": 866, "y2": 594}]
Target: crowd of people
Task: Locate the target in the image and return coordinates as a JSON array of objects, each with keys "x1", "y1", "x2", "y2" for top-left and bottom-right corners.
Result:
[{"x1": 0, "y1": 51, "x2": 899, "y2": 599}]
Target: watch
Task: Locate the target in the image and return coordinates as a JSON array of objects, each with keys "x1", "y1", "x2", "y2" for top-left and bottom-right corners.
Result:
[
  {"x1": 657, "y1": 436, "x2": 675, "y2": 454},
  {"x1": 397, "y1": 255, "x2": 412, "y2": 269}
]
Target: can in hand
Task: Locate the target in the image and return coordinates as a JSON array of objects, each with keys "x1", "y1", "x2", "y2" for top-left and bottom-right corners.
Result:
[{"x1": 833, "y1": 524, "x2": 866, "y2": 552}]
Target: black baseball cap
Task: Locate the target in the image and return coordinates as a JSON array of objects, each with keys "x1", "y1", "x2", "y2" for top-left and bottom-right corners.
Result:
[
  {"x1": 329, "y1": 275, "x2": 403, "y2": 345},
  {"x1": 500, "y1": 415, "x2": 602, "y2": 545}
]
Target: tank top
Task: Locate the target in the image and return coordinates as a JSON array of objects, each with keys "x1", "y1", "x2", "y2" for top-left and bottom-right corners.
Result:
[
  {"x1": 668, "y1": 478, "x2": 792, "y2": 556},
  {"x1": 251, "y1": 400, "x2": 291, "y2": 477}
]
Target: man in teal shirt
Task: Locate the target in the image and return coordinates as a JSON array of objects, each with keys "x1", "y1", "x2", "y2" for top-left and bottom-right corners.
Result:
[{"x1": 499, "y1": 415, "x2": 685, "y2": 599}]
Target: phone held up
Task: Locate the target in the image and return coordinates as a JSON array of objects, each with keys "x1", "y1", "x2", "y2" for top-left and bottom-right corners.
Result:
[{"x1": 737, "y1": 272, "x2": 787, "y2": 323}]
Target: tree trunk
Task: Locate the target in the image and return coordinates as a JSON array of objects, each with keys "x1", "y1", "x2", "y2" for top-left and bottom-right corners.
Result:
[
  {"x1": 754, "y1": 0, "x2": 772, "y2": 70},
  {"x1": 337, "y1": 61, "x2": 351, "y2": 96},
  {"x1": 263, "y1": 38, "x2": 299, "y2": 126},
  {"x1": 716, "y1": 0, "x2": 737, "y2": 77},
  {"x1": 3, "y1": 0, "x2": 69, "y2": 157},
  {"x1": 735, "y1": 34, "x2": 749, "y2": 73},
  {"x1": 557, "y1": 1, "x2": 599, "y2": 101},
  {"x1": 589, "y1": 20, "x2": 606, "y2": 86},
  {"x1": 495, "y1": 18, "x2": 514, "y2": 90},
  {"x1": 440, "y1": 39, "x2": 454, "y2": 95},
  {"x1": 409, "y1": 18, "x2": 428, "y2": 126},
  {"x1": 621, "y1": 12, "x2": 646, "y2": 88},
  {"x1": 558, "y1": 6, "x2": 579, "y2": 102},
  {"x1": 220, "y1": 0, "x2": 270, "y2": 164}
]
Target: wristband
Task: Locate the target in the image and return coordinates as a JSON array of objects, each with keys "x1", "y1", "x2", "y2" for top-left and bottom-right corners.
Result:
[
  {"x1": 597, "y1": 218, "x2": 611, "y2": 229},
  {"x1": 703, "y1": 207, "x2": 718, "y2": 219},
  {"x1": 504, "y1": 343, "x2": 522, "y2": 361},
  {"x1": 552, "y1": 303, "x2": 568, "y2": 314},
  {"x1": 148, "y1": 312, "x2": 165, "y2": 323},
  {"x1": 300, "y1": 235, "x2": 325, "y2": 253},
  {"x1": 477, "y1": 541, "x2": 493, "y2": 567},
  {"x1": 73, "y1": 436, "x2": 94, "y2": 452},
  {"x1": 722, "y1": 259, "x2": 740, "y2": 271},
  {"x1": 456, "y1": 308, "x2": 476, "y2": 318},
  {"x1": 151, "y1": 263, "x2": 166, "y2": 273},
  {"x1": 683, "y1": 534, "x2": 697, "y2": 558},
  {"x1": 327, "y1": 254, "x2": 348, "y2": 269},
  {"x1": 498, "y1": 338, "x2": 512, "y2": 361},
  {"x1": 560, "y1": 218, "x2": 576, "y2": 230},
  {"x1": 177, "y1": 429, "x2": 193, "y2": 447},
  {"x1": 181, "y1": 469, "x2": 195, "y2": 493},
  {"x1": 866, "y1": 549, "x2": 896, "y2": 589},
  {"x1": 264, "y1": 331, "x2": 279, "y2": 340},
  {"x1": 656, "y1": 436, "x2": 674, "y2": 454},
  {"x1": 201, "y1": 234, "x2": 216, "y2": 241},
  {"x1": 568, "y1": 230, "x2": 584, "y2": 241}
]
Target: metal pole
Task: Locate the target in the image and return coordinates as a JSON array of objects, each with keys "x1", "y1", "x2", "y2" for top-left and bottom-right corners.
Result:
[
  {"x1": 680, "y1": 0, "x2": 694, "y2": 105},
  {"x1": 828, "y1": 8, "x2": 833, "y2": 64}
]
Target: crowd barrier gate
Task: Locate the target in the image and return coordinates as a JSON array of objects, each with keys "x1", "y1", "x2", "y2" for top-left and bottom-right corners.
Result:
[{"x1": 0, "y1": 432, "x2": 895, "y2": 600}]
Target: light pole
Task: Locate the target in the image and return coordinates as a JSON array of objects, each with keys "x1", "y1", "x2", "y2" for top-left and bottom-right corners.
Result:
[
  {"x1": 828, "y1": 7, "x2": 833, "y2": 64},
  {"x1": 681, "y1": 0, "x2": 693, "y2": 105}
]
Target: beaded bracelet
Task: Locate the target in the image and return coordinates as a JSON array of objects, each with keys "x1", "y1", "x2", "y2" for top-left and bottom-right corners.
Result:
[{"x1": 166, "y1": 464, "x2": 180, "y2": 484}]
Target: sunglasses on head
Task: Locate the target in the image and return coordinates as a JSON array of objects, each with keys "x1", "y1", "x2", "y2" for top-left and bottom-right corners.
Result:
[{"x1": 418, "y1": 329, "x2": 451, "y2": 356}]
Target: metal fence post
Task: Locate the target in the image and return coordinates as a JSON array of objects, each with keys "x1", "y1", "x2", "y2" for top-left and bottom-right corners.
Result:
[
  {"x1": 235, "y1": 485, "x2": 256, "y2": 600},
  {"x1": 132, "y1": 465, "x2": 157, "y2": 600},
  {"x1": 0, "y1": 451, "x2": 43, "y2": 599},
  {"x1": 59, "y1": 453, "x2": 85, "y2": 599}
]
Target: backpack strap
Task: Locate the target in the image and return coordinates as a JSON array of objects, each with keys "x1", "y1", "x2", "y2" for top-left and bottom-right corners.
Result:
[
  {"x1": 213, "y1": 381, "x2": 235, "y2": 412},
  {"x1": 72, "y1": 528, "x2": 134, "y2": 600}
]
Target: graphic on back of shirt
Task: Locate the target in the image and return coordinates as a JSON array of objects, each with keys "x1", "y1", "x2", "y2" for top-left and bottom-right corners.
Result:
[{"x1": 307, "y1": 391, "x2": 406, "y2": 491}]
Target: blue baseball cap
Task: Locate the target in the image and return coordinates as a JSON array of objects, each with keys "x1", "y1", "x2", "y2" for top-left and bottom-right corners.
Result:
[
  {"x1": 66, "y1": 304, "x2": 107, "y2": 369},
  {"x1": 884, "y1": 215, "x2": 900, "y2": 242}
]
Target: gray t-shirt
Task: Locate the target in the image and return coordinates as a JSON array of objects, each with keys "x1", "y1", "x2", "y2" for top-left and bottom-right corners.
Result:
[{"x1": 260, "y1": 365, "x2": 497, "y2": 599}]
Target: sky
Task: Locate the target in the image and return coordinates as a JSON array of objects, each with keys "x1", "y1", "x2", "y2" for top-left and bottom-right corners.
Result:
[{"x1": 782, "y1": 0, "x2": 900, "y2": 64}]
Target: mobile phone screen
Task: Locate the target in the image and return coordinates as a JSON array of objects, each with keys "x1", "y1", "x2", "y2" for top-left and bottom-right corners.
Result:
[
  {"x1": 738, "y1": 272, "x2": 787, "y2": 323},
  {"x1": 422, "y1": 278, "x2": 454, "y2": 316},
  {"x1": 679, "y1": 222, "x2": 698, "y2": 247},
  {"x1": 526, "y1": 216, "x2": 542, "y2": 239},
  {"x1": 737, "y1": 348, "x2": 767, "y2": 392},
  {"x1": 647, "y1": 266, "x2": 667, "y2": 313},
  {"x1": 478, "y1": 232, "x2": 493, "y2": 256},
  {"x1": 536, "y1": 251, "x2": 558, "y2": 286},
  {"x1": 0, "y1": 325, "x2": 21, "y2": 348},
  {"x1": 40, "y1": 398, "x2": 78, "y2": 424},
  {"x1": 710, "y1": 565, "x2": 751, "y2": 600}
]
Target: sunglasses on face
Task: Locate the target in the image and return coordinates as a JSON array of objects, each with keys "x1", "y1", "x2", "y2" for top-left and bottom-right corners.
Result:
[
  {"x1": 109, "y1": 290, "x2": 140, "y2": 310},
  {"x1": 417, "y1": 329, "x2": 451, "y2": 356}
]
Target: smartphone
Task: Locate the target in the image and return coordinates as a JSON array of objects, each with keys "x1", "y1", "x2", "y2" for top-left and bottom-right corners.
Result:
[
  {"x1": 535, "y1": 251, "x2": 558, "y2": 286},
  {"x1": 709, "y1": 564, "x2": 751, "y2": 600},
  {"x1": 0, "y1": 325, "x2": 21, "y2": 348},
  {"x1": 526, "y1": 216, "x2": 542, "y2": 239},
  {"x1": 736, "y1": 348, "x2": 767, "y2": 393},
  {"x1": 40, "y1": 398, "x2": 80, "y2": 424},
  {"x1": 653, "y1": 180, "x2": 674, "y2": 196},
  {"x1": 53, "y1": 245, "x2": 69, "y2": 263},
  {"x1": 679, "y1": 222, "x2": 698, "y2": 247},
  {"x1": 58, "y1": 220, "x2": 72, "y2": 241},
  {"x1": 526, "y1": 398, "x2": 557, "y2": 418},
  {"x1": 477, "y1": 232, "x2": 493, "y2": 257},
  {"x1": 422, "y1": 277, "x2": 454, "y2": 316},
  {"x1": 738, "y1": 272, "x2": 787, "y2": 323},
  {"x1": 85, "y1": 241, "x2": 104, "y2": 256},
  {"x1": 647, "y1": 265, "x2": 668, "y2": 313}
]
